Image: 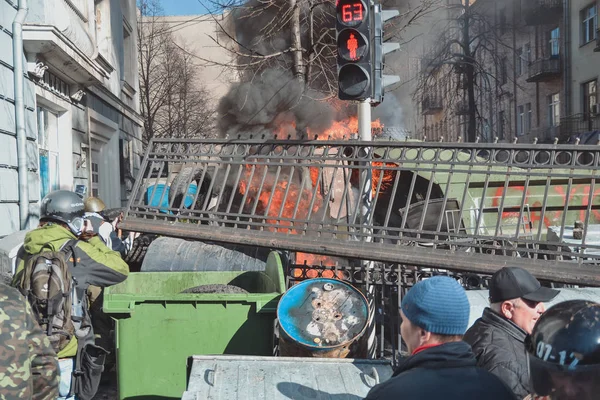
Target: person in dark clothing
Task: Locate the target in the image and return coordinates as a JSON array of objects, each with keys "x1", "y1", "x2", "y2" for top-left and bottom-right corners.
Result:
[
  {"x1": 365, "y1": 276, "x2": 516, "y2": 400},
  {"x1": 463, "y1": 267, "x2": 559, "y2": 399}
]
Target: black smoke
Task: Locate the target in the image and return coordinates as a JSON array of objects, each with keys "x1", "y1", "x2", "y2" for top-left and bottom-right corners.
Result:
[{"x1": 218, "y1": 69, "x2": 340, "y2": 139}]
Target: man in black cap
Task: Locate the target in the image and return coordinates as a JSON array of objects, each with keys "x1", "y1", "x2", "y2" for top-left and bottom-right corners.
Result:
[{"x1": 463, "y1": 266, "x2": 559, "y2": 399}]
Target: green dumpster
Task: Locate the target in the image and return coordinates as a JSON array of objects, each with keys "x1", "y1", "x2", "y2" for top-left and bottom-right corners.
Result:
[{"x1": 104, "y1": 252, "x2": 286, "y2": 399}]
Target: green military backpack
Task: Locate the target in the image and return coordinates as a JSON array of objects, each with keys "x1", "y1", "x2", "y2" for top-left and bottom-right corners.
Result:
[{"x1": 19, "y1": 239, "x2": 78, "y2": 353}]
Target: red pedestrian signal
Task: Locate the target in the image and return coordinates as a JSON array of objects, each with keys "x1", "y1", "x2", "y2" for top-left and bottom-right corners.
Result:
[
  {"x1": 347, "y1": 34, "x2": 358, "y2": 60},
  {"x1": 337, "y1": 30, "x2": 368, "y2": 62}
]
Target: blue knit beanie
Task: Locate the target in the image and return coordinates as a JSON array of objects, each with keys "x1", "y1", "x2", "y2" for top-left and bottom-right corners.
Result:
[{"x1": 401, "y1": 276, "x2": 470, "y2": 335}]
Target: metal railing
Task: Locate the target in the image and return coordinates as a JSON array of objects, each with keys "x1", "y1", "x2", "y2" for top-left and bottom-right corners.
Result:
[
  {"x1": 523, "y1": 0, "x2": 562, "y2": 25},
  {"x1": 527, "y1": 58, "x2": 561, "y2": 82},
  {"x1": 122, "y1": 139, "x2": 600, "y2": 286},
  {"x1": 422, "y1": 97, "x2": 443, "y2": 114},
  {"x1": 560, "y1": 113, "x2": 600, "y2": 140}
]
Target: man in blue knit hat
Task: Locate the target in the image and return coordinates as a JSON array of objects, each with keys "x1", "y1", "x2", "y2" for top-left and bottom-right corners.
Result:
[{"x1": 365, "y1": 276, "x2": 516, "y2": 400}]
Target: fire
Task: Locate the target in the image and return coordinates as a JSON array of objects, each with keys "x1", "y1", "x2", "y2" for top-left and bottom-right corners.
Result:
[
  {"x1": 371, "y1": 162, "x2": 398, "y2": 195},
  {"x1": 238, "y1": 172, "x2": 321, "y2": 233},
  {"x1": 307, "y1": 116, "x2": 383, "y2": 140},
  {"x1": 238, "y1": 114, "x2": 386, "y2": 279}
]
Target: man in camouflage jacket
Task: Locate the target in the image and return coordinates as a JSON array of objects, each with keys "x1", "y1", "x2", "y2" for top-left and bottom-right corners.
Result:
[{"x1": 0, "y1": 282, "x2": 59, "y2": 399}]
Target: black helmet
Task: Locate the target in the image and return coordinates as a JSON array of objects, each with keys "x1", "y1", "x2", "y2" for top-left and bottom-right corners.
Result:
[
  {"x1": 40, "y1": 190, "x2": 85, "y2": 235},
  {"x1": 526, "y1": 300, "x2": 600, "y2": 399}
]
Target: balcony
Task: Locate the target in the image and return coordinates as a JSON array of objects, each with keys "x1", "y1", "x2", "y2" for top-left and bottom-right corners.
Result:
[
  {"x1": 455, "y1": 100, "x2": 469, "y2": 116},
  {"x1": 527, "y1": 58, "x2": 561, "y2": 83},
  {"x1": 22, "y1": 0, "x2": 106, "y2": 86},
  {"x1": 522, "y1": 0, "x2": 562, "y2": 26},
  {"x1": 559, "y1": 114, "x2": 600, "y2": 141},
  {"x1": 422, "y1": 96, "x2": 443, "y2": 115}
]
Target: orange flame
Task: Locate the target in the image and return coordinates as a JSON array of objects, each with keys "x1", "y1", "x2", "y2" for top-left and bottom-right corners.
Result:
[
  {"x1": 371, "y1": 162, "x2": 398, "y2": 196},
  {"x1": 239, "y1": 115, "x2": 386, "y2": 275},
  {"x1": 307, "y1": 116, "x2": 384, "y2": 140}
]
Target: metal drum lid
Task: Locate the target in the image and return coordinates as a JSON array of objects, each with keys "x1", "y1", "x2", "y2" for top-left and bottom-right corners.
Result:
[{"x1": 277, "y1": 278, "x2": 369, "y2": 349}]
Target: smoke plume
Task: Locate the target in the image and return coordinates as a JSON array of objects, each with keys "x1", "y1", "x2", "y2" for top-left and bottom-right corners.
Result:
[{"x1": 218, "y1": 69, "x2": 339, "y2": 139}]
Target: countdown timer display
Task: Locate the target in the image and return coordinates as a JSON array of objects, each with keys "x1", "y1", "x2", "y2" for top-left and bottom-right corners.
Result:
[{"x1": 336, "y1": 0, "x2": 367, "y2": 27}]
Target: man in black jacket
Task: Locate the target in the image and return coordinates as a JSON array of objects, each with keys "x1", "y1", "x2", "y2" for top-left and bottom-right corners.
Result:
[
  {"x1": 463, "y1": 267, "x2": 559, "y2": 399},
  {"x1": 365, "y1": 276, "x2": 516, "y2": 400}
]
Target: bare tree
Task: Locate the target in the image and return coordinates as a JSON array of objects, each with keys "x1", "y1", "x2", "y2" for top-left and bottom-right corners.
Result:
[
  {"x1": 137, "y1": 0, "x2": 214, "y2": 143},
  {"x1": 189, "y1": 0, "x2": 443, "y2": 99},
  {"x1": 415, "y1": 0, "x2": 519, "y2": 142}
]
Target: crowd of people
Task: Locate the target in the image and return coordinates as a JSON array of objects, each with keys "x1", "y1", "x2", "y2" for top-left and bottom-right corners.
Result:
[
  {"x1": 366, "y1": 268, "x2": 600, "y2": 400},
  {"x1": 0, "y1": 189, "x2": 599, "y2": 399},
  {"x1": 1, "y1": 190, "x2": 129, "y2": 400}
]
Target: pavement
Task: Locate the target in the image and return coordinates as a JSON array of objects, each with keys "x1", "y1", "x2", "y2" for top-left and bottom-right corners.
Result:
[{"x1": 92, "y1": 370, "x2": 118, "y2": 400}]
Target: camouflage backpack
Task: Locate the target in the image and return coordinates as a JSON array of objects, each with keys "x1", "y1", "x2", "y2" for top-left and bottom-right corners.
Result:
[{"x1": 19, "y1": 239, "x2": 78, "y2": 353}]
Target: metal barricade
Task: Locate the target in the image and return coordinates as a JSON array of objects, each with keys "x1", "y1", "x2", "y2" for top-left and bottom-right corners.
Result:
[{"x1": 122, "y1": 139, "x2": 600, "y2": 286}]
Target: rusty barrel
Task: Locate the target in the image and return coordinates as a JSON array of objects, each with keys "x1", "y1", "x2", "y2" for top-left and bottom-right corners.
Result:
[{"x1": 277, "y1": 278, "x2": 369, "y2": 358}]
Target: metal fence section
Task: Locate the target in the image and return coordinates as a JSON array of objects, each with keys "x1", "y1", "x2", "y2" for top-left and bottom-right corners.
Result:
[
  {"x1": 122, "y1": 139, "x2": 600, "y2": 286},
  {"x1": 284, "y1": 262, "x2": 496, "y2": 363}
]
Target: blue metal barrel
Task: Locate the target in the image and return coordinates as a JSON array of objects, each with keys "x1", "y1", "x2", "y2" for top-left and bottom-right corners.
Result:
[{"x1": 277, "y1": 278, "x2": 369, "y2": 358}]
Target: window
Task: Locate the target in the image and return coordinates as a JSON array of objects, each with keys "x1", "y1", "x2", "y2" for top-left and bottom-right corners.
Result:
[
  {"x1": 92, "y1": 162, "x2": 100, "y2": 198},
  {"x1": 548, "y1": 93, "x2": 560, "y2": 126},
  {"x1": 37, "y1": 107, "x2": 60, "y2": 199},
  {"x1": 583, "y1": 80, "x2": 597, "y2": 118},
  {"x1": 581, "y1": 4, "x2": 598, "y2": 45},
  {"x1": 517, "y1": 105, "x2": 524, "y2": 136},
  {"x1": 549, "y1": 27, "x2": 560, "y2": 57},
  {"x1": 122, "y1": 22, "x2": 135, "y2": 87},
  {"x1": 523, "y1": 43, "x2": 531, "y2": 73},
  {"x1": 517, "y1": 44, "x2": 530, "y2": 76},
  {"x1": 525, "y1": 103, "x2": 532, "y2": 133},
  {"x1": 499, "y1": 9, "x2": 507, "y2": 34},
  {"x1": 498, "y1": 111, "x2": 505, "y2": 140},
  {"x1": 500, "y1": 57, "x2": 508, "y2": 85}
]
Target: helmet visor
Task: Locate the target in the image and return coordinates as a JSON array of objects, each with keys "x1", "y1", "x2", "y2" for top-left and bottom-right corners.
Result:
[
  {"x1": 69, "y1": 217, "x2": 84, "y2": 236},
  {"x1": 529, "y1": 354, "x2": 600, "y2": 399}
]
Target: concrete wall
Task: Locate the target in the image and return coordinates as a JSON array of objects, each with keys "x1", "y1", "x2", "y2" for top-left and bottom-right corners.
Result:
[
  {"x1": 569, "y1": 0, "x2": 599, "y2": 115},
  {"x1": 0, "y1": 0, "x2": 143, "y2": 236},
  {"x1": 0, "y1": 0, "x2": 40, "y2": 237},
  {"x1": 155, "y1": 14, "x2": 238, "y2": 118}
]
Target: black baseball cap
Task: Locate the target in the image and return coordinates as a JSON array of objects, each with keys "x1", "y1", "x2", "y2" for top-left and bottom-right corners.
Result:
[{"x1": 489, "y1": 267, "x2": 560, "y2": 303}]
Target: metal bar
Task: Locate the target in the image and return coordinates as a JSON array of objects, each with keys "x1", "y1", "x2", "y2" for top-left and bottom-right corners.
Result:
[
  {"x1": 579, "y1": 151, "x2": 599, "y2": 260},
  {"x1": 119, "y1": 218, "x2": 600, "y2": 286},
  {"x1": 558, "y1": 150, "x2": 577, "y2": 242}
]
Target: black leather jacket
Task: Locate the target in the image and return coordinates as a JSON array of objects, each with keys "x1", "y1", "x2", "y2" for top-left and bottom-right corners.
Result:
[{"x1": 463, "y1": 308, "x2": 530, "y2": 399}]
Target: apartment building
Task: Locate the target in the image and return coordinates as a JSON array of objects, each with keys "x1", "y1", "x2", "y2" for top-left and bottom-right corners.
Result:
[
  {"x1": 413, "y1": 0, "x2": 599, "y2": 142},
  {"x1": 0, "y1": 0, "x2": 144, "y2": 236},
  {"x1": 386, "y1": 0, "x2": 466, "y2": 141}
]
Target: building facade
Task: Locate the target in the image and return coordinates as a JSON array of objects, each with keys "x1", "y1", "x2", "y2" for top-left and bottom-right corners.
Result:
[
  {"x1": 0, "y1": 0, "x2": 144, "y2": 236},
  {"x1": 412, "y1": 0, "x2": 600, "y2": 143}
]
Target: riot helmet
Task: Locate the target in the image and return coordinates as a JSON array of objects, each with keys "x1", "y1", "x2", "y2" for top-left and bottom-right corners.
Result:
[
  {"x1": 84, "y1": 196, "x2": 106, "y2": 213},
  {"x1": 40, "y1": 190, "x2": 85, "y2": 235},
  {"x1": 526, "y1": 300, "x2": 600, "y2": 399}
]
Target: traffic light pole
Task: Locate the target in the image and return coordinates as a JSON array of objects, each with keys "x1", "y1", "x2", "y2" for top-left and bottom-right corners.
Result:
[
  {"x1": 358, "y1": 99, "x2": 372, "y2": 141},
  {"x1": 358, "y1": 98, "x2": 376, "y2": 359}
]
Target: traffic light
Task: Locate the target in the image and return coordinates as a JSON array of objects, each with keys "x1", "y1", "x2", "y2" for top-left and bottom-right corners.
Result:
[
  {"x1": 336, "y1": 0, "x2": 371, "y2": 100},
  {"x1": 371, "y1": 4, "x2": 401, "y2": 105}
]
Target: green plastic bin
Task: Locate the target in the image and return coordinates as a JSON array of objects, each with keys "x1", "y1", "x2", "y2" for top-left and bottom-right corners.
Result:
[{"x1": 104, "y1": 252, "x2": 286, "y2": 399}]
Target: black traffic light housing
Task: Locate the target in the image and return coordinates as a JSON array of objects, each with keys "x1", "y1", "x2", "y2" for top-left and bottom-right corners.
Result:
[
  {"x1": 336, "y1": 0, "x2": 371, "y2": 100},
  {"x1": 371, "y1": 4, "x2": 400, "y2": 105}
]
